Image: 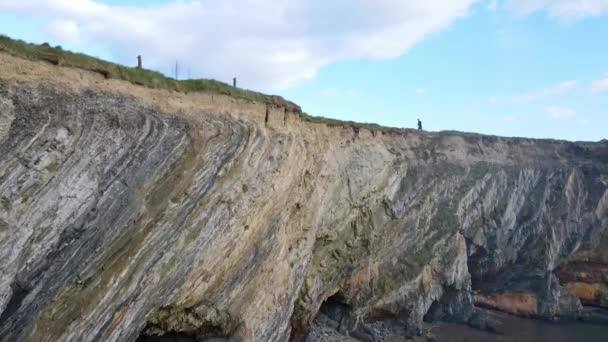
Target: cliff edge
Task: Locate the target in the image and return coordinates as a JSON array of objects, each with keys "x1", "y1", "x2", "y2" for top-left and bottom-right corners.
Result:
[{"x1": 0, "y1": 51, "x2": 607, "y2": 341}]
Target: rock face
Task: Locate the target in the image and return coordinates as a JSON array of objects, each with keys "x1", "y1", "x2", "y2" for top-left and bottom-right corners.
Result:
[{"x1": 0, "y1": 53, "x2": 607, "y2": 342}]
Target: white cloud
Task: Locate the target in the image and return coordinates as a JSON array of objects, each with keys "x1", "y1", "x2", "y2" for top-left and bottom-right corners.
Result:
[
  {"x1": 0, "y1": 0, "x2": 480, "y2": 90},
  {"x1": 508, "y1": 0, "x2": 608, "y2": 20},
  {"x1": 547, "y1": 105, "x2": 577, "y2": 120},
  {"x1": 47, "y1": 19, "x2": 81, "y2": 43},
  {"x1": 416, "y1": 87, "x2": 426, "y2": 94},
  {"x1": 591, "y1": 72, "x2": 608, "y2": 93},
  {"x1": 509, "y1": 80, "x2": 577, "y2": 103}
]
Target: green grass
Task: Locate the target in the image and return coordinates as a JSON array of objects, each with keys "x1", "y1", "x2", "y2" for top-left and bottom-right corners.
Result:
[
  {"x1": 0, "y1": 35, "x2": 298, "y2": 110},
  {"x1": 0, "y1": 35, "x2": 446, "y2": 134},
  {"x1": 4, "y1": 35, "x2": 604, "y2": 141},
  {"x1": 0, "y1": 35, "x2": 418, "y2": 133},
  {"x1": 299, "y1": 111, "x2": 409, "y2": 133}
]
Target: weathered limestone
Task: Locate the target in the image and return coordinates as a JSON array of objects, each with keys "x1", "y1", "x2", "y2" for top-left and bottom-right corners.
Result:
[
  {"x1": 0, "y1": 53, "x2": 607, "y2": 342},
  {"x1": 0, "y1": 96, "x2": 14, "y2": 142}
]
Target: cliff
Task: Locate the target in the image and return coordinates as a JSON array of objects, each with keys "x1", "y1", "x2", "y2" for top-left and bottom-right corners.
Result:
[{"x1": 0, "y1": 51, "x2": 607, "y2": 342}]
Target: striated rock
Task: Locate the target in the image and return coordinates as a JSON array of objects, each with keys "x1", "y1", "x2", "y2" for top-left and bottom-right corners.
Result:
[
  {"x1": 556, "y1": 250, "x2": 608, "y2": 308},
  {"x1": 474, "y1": 292, "x2": 539, "y2": 317},
  {"x1": 0, "y1": 53, "x2": 607, "y2": 342},
  {"x1": 0, "y1": 95, "x2": 14, "y2": 142}
]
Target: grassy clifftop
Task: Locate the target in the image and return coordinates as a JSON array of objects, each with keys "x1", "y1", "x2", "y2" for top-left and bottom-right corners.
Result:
[
  {"x1": 0, "y1": 35, "x2": 402, "y2": 132},
  {"x1": 7, "y1": 35, "x2": 601, "y2": 140},
  {"x1": 0, "y1": 35, "x2": 299, "y2": 111}
]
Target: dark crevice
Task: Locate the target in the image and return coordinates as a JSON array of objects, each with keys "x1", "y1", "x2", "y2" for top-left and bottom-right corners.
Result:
[
  {"x1": 136, "y1": 331, "x2": 197, "y2": 342},
  {"x1": 137, "y1": 306, "x2": 230, "y2": 342},
  {"x1": 283, "y1": 109, "x2": 287, "y2": 125},
  {"x1": 0, "y1": 281, "x2": 30, "y2": 326},
  {"x1": 303, "y1": 292, "x2": 375, "y2": 341},
  {"x1": 137, "y1": 323, "x2": 225, "y2": 342},
  {"x1": 319, "y1": 292, "x2": 351, "y2": 327}
]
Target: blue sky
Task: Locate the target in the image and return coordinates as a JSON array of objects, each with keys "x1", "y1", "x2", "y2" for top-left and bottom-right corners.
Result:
[{"x1": 1, "y1": 0, "x2": 607, "y2": 141}]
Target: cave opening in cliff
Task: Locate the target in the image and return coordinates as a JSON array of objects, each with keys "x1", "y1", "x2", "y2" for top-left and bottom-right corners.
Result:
[
  {"x1": 135, "y1": 331, "x2": 197, "y2": 342},
  {"x1": 135, "y1": 304, "x2": 236, "y2": 342},
  {"x1": 136, "y1": 321, "x2": 226, "y2": 342},
  {"x1": 310, "y1": 291, "x2": 363, "y2": 336},
  {"x1": 311, "y1": 291, "x2": 414, "y2": 340},
  {"x1": 319, "y1": 291, "x2": 351, "y2": 322},
  {"x1": 136, "y1": 324, "x2": 230, "y2": 342}
]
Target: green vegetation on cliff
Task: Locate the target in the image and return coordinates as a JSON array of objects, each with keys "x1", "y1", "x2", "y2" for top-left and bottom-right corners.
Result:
[
  {"x1": 4, "y1": 34, "x2": 606, "y2": 140},
  {"x1": 0, "y1": 35, "x2": 410, "y2": 133},
  {"x1": 0, "y1": 35, "x2": 297, "y2": 110}
]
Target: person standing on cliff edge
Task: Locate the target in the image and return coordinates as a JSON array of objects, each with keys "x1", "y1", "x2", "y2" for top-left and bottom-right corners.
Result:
[{"x1": 417, "y1": 118, "x2": 423, "y2": 130}]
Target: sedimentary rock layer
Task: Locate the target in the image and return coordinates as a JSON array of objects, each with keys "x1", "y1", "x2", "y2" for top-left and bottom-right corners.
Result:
[{"x1": 0, "y1": 53, "x2": 607, "y2": 341}]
